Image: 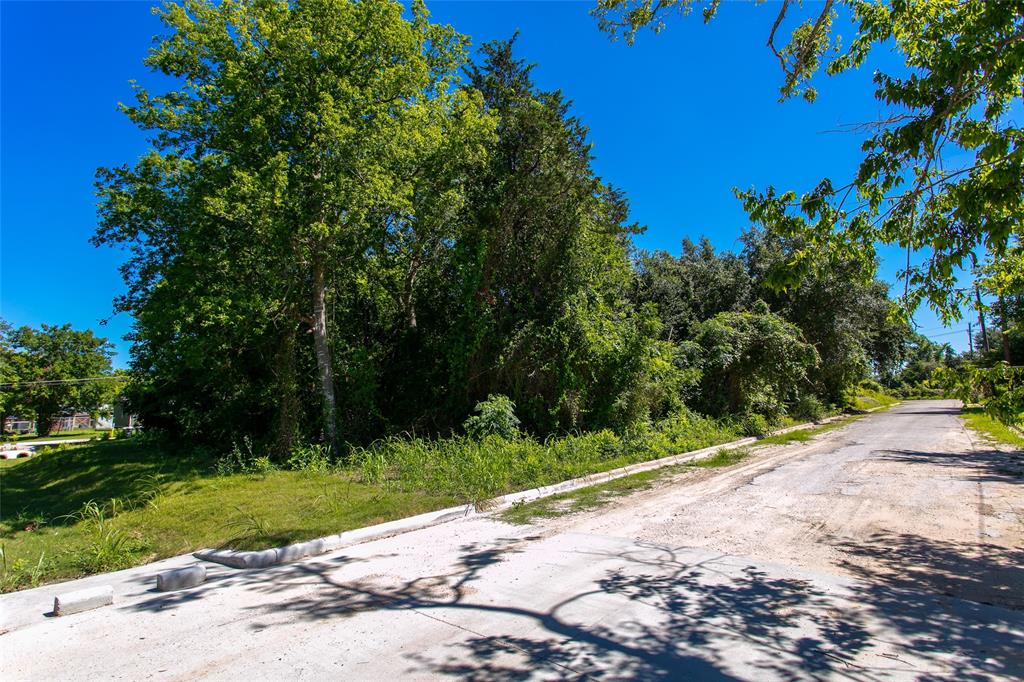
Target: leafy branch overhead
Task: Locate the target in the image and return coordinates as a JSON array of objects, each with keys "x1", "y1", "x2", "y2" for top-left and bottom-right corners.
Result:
[{"x1": 594, "y1": 0, "x2": 1024, "y2": 321}]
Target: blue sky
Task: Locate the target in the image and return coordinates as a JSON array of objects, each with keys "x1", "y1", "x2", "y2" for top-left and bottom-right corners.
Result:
[{"x1": 1, "y1": 0, "x2": 971, "y2": 367}]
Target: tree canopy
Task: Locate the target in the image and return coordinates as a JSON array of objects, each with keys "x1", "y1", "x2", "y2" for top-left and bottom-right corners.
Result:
[
  {"x1": 92, "y1": 0, "x2": 943, "y2": 455},
  {"x1": 593, "y1": 0, "x2": 1024, "y2": 321},
  {"x1": 1, "y1": 323, "x2": 117, "y2": 436}
]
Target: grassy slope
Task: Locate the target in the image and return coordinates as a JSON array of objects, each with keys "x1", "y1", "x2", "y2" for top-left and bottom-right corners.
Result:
[
  {"x1": 851, "y1": 388, "x2": 900, "y2": 411},
  {"x1": 0, "y1": 399, "x2": 897, "y2": 591},
  {"x1": 960, "y1": 407, "x2": 1024, "y2": 448},
  {"x1": 1, "y1": 416, "x2": 738, "y2": 590},
  {"x1": 0, "y1": 441, "x2": 454, "y2": 590},
  {"x1": 5, "y1": 429, "x2": 111, "y2": 443}
]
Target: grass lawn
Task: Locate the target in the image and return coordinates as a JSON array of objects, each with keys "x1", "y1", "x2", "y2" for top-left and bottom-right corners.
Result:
[
  {"x1": 0, "y1": 440, "x2": 455, "y2": 591},
  {"x1": 960, "y1": 407, "x2": 1024, "y2": 449},
  {"x1": 5, "y1": 429, "x2": 113, "y2": 443}
]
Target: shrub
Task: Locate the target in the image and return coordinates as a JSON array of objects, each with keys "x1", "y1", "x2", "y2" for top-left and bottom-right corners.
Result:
[
  {"x1": 739, "y1": 413, "x2": 772, "y2": 438},
  {"x1": 859, "y1": 378, "x2": 884, "y2": 393},
  {"x1": 286, "y1": 443, "x2": 332, "y2": 473},
  {"x1": 792, "y1": 395, "x2": 826, "y2": 422},
  {"x1": 463, "y1": 394, "x2": 521, "y2": 440},
  {"x1": 214, "y1": 436, "x2": 275, "y2": 475}
]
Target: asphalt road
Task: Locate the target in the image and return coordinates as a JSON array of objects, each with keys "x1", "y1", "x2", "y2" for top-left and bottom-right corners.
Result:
[{"x1": 2, "y1": 400, "x2": 1022, "y2": 680}]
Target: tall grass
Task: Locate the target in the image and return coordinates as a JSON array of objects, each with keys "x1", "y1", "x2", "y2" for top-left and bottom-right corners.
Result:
[{"x1": 350, "y1": 409, "x2": 737, "y2": 504}]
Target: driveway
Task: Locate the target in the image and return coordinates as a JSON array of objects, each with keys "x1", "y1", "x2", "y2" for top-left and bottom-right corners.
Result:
[{"x1": 1, "y1": 400, "x2": 1021, "y2": 680}]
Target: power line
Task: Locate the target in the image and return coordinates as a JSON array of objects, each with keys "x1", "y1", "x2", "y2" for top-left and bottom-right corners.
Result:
[
  {"x1": 0, "y1": 376, "x2": 128, "y2": 388},
  {"x1": 922, "y1": 328, "x2": 969, "y2": 339}
]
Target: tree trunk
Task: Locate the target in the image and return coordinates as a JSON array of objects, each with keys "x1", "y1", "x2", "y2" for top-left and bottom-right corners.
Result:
[
  {"x1": 976, "y1": 286, "x2": 991, "y2": 353},
  {"x1": 999, "y1": 294, "x2": 1013, "y2": 364},
  {"x1": 403, "y1": 259, "x2": 419, "y2": 329},
  {"x1": 311, "y1": 257, "x2": 339, "y2": 454},
  {"x1": 35, "y1": 407, "x2": 53, "y2": 436}
]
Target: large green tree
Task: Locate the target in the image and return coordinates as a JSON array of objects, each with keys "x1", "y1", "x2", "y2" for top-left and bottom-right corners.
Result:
[
  {"x1": 634, "y1": 237, "x2": 753, "y2": 343},
  {"x1": 686, "y1": 304, "x2": 819, "y2": 420},
  {"x1": 95, "y1": 0, "x2": 492, "y2": 452},
  {"x1": 446, "y1": 38, "x2": 677, "y2": 433}
]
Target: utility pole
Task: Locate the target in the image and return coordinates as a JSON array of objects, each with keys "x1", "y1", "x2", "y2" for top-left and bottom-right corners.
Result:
[
  {"x1": 975, "y1": 285, "x2": 991, "y2": 353},
  {"x1": 999, "y1": 293, "x2": 1013, "y2": 364},
  {"x1": 968, "y1": 322, "x2": 974, "y2": 357}
]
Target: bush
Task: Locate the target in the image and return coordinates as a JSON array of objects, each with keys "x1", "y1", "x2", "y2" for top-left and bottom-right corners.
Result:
[
  {"x1": 285, "y1": 443, "x2": 332, "y2": 473},
  {"x1": 351, "y1": 408, "x2": 737, "y2": 504},
  {"x1": 792, "y1": 395, "x2": 826, "y2": 422},
  {"x1": 859, "y1": 378, "x2": 884, "y2": 393},
  {"x1": 463, "y1": 394, "x2": 521, "y2": 440},
  {"x1": 738, "y1": 413, "x2": 772, "y2": 438},
  {"x1": 214, "y1": 437, "x2": 276, "y2": 475}
]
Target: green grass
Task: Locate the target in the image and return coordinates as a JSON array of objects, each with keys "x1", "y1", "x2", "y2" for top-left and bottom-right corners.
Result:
[
  {"x1": 757, "y1": 414, "x2": 864, "y2": 446},
  {"x1": 960, "y1": 407, "x2": 1024, "y2": 449},
  {"x1": 0, "y1": 410, "x2": 739, "y2": 591},
  {"x1": 350, "y1": 410, "x2": 739, "y2": 504},
  {"x1": 5, "y1": 429, "x2": 112, "y2": 443},
  {"x1": 0, "y1": 440, "x2": 455, "y2": 591},
  {"x1": 500, "y1": 447, "x2": 751, "y2": 525},
  {"x1": 852, "y1": 388, "x2": 900, "y2": 411}
]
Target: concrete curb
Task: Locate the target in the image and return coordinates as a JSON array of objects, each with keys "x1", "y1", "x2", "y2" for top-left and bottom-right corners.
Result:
[
  {"x1": 156, "y1": 565, "x2": 207, "y2": 591},
  {"x1": 195, "y1": 412, "x2": 870, "y2": 570},
  {"x1": 53, "y1": 585, "x2": 113, "y2": 616},
  {"x1": 484, "y1": 437, "x2": 758, "y2": 512},
  {"x1": 194, "y1": 504, "x2": 475, "y2": 569}
]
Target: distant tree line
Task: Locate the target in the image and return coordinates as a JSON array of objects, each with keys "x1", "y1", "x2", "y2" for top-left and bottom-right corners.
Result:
[{"x1": 0, "y1": 322, "x2": 119, "y2": 436}]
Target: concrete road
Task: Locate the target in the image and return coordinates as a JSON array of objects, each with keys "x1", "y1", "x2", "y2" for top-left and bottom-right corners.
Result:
[{"x1": 2, "y1": 400, "x2": 1022, "y2": 680}]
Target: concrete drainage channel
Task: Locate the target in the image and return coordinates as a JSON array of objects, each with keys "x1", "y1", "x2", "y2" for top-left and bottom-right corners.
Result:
[{"x1": 51, "y1": 409, "x2": 885, "y2": 615}]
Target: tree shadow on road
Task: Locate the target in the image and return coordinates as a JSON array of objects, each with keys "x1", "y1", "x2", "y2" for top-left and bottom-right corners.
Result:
[
  {"x1": 833, "y1": 529, "x2": 1024, "y2": 612},
  {"x1": 209, "y1": 538, "x2": 1023, "y2": 680},
  {"x1": 878, "y1": 447, "x2": 1023, "y2": 484}
]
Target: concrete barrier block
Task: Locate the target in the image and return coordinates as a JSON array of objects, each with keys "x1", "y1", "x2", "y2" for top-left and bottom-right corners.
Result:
[
  {"x1": 156, "y1": 565, "x2": 207, "y2": 592},
  {"x1": 277, "y1": 540, "x2": 323, "y2": 563},
  {"x1": 53, "y1": 585, "x2": 113, "y2": 616},
  {"x1": 247, "y1": 549, "x2": 279, "y2": 568}
]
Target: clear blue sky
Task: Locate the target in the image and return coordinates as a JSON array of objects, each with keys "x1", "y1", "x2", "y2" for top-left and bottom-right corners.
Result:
[{"x1": 0, "y1": 0, "x2": 971, "y2": 367}]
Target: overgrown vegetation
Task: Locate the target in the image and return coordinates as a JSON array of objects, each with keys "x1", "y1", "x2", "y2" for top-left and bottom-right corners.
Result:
[
  {"x1": 76, "y1": 0, "x2": 932, "y2": 464},
  {"x1": 0, "y1": 410, "x2": 740, "y2": 589},
  {"x1": 960, "y1": 408, "x2": 1024, "y2": 450},
  {"x1": 501, "y1": 446, "x2": 751, "y2": 525}
]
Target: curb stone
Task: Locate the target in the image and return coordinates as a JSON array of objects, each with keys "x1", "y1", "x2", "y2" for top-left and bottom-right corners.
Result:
[
  {"x1": 53, "y1": 585, "x2": 113, "y2": 616},
  {"x1": 194, "y1": 409, "x2": 880, "y2": 571},
  {"x1": 156, "y1": 565, "x2": 207, "y2": 591},
  {"x1": 194, "y1": 504, "x2": 475, "y2": 569}
]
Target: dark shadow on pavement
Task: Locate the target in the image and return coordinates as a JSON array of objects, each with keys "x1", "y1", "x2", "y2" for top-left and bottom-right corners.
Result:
[
  {"x1": 878, "y1": 448, "x2": 1023, "y2": 484},
  {"x1": 187, "y1": 537, "x2": 1024, "y2": 680}
]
